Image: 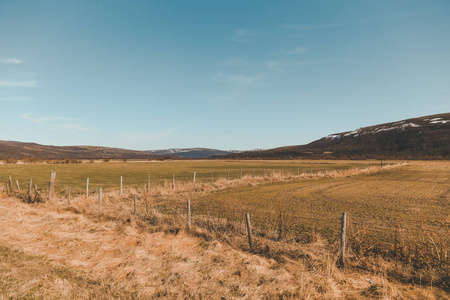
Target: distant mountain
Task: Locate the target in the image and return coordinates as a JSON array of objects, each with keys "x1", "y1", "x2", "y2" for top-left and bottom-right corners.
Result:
[
  {"x1": 225, "y1": 113, "x2": 450, "y2": 160},
  {"x1": 146, "y1": 148, "x2": 241, "y2": 159},
  {"x1": 0, "y1": 141, "x2": 169, "y2": 160}
]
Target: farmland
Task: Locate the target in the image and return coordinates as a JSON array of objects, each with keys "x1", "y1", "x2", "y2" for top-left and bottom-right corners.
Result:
[{"x1": 0, "y1": 159, "x2": 449, "y2": 298}]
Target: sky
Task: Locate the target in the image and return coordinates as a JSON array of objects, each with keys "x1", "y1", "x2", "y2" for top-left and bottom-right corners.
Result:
[{"x1": 0, "y1": 0, "x2": 449, "y2": 150}]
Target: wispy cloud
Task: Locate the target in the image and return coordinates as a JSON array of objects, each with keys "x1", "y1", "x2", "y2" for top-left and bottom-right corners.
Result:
[
  {"x1": 21, "y1": 113, "x2": 78, "y2": 123},
  {"x1": 282, "y1": 47, "x2": 308, "y2": 55},
  {"x1": 2, "y1": 96, "x2": 33, "y2": 102},
  {"x1": 51, "y1": 123, "x2": 91, "y2": 131},
  {"x1": 213, "y1": 72, "x2": 264, "y2": 85},
  {"x1": 0, "y1": 80, "x2": 38, "y2": 87},
  {"x1": 282, "y1": 21, "x2": 363, "y2": 31},
  {"x1": 0, "y1": 58, "x2": 23, "y2": 64},
  {"x1": 265, "y1": 62, "x2": 283, "y2": 72},
  {"x1": 233, "y1": 29, "x2": 256, "y2": 43},
  {"x1": 223, "y1": 57, "x2": 248, "y2": 66}
]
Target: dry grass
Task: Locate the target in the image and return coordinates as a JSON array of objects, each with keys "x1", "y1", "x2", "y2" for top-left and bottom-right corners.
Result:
[{"x1": 0, "y1": 160, "x2": 449, "y2": 299}]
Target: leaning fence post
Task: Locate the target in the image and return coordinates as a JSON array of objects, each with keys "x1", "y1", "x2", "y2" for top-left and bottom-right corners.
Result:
[
  {"x1": 246, "y1": 213, "x2": 253, "y2": 250},
  {"x1": 98, "y1": 187, "x2": 102, "y2": 214},
  {"x1": 86, "y1": 177, "x2": 89, "y2": 198},
  {"x1": 187, "y1": 199, "x2": 191, "y2": 229},
  {"x1": 340, "y1": 212, "x2": 347, "y2": 266},
  {"x1": 134, "y1": 195, "x2": 137, "y2": 216},
  {"x1": 16, "y1": 180, "x2": 21, "y2": 192},
  {"x1": 120, "y1": 176, "x2": 123, "y2": 196}
]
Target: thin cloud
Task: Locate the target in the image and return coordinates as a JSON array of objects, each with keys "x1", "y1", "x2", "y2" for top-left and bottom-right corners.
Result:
[
  {"x1": 223, "y1": 57, "x2": 248, "y2": 66},
  {"x1": 233, "y1": 29, "x2": 256, "y2": 43},
  {"x1": 0, "y1": 58, "x2": 23, "y2": 64},
  {"x1": 0, "y1": 80, "x2": 38, "y2": 87},
  {"x1": 51, "y1": 123, "x2": 91, "y2": 131},
  {"x1": 21, "y1": 113, "x2": 79, "y2": 123},
  {"x1": 2, "y1": 96, "x2": 33, "y2": 102},
  {"x1": 213, "y1": 72, "x2": 264, "y2": 85},
  {"x1": 282, "y1": 47, "x2": 308, "y2": 55},
  {"x1": 265, "y1": 62, "x2": 283, "y2": 72},
  {"x1": 282, "y1": 20, "x2": 365, "y2": 30}
]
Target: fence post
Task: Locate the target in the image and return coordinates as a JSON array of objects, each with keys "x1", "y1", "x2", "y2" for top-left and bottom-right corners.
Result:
[
  {"x1": 16, "y1": 180, "x2": 20, "y2": 192},
  {"x1": 263, "y1": 168, "x2": 265, "y2": 177},
  {"x1": 193, "y1": 172, "x2": 196, "y2": 184},
  {"x1": 172, "y1": 174, "x2": 175, "y2": 189},
  {"x1": 134, "y1": 195, "x2": 137, "y2": 216},
  {"x1": 240, "y1": 168, "x2": 242, "y2": 180},
  {"x1": 187, "y1": 199, "x2": 191, "y2": 230},
  {"x1": 48, "y1": 171, "x2": 56, "y2": 200},
  {"x1": 380, "y1": 159, "x2": 383, "y2": 167},
  {"x1": 252, "y1": 168, "x2": 254, "y2": 178},
  {"x1": 8, "y1": 175, "x2": 13, "y2": 192},
  {"x1": 281, "y1": 168, "x2": 284, "y2": 176},
  {"x1": 68, "y1": 187, "x2": 71, "y2": 208},
  {"x1": 98, "y1": 187, "x2": 102, "y2": 214},
  {"x1": 28, "y1": 179, "x2": 32, "y2": 195},
  {"x1": 86, "y1": 177, "x2": 89, "y2": 198},
  {"x1": 148, "y1": 175, "x2": 151, "y2": 190},
  {"x1": 340, "y1": 212, "x2": 347, "y2": 266},
  {"x1": 211, "y1": 171, "x2": 213, "y2": 183},
  {"x1": 246, "y1": 213, "x2": 253, "y2": 250},
  {"x1": 227, "y1": 168, "x2": 230, "y2": 181},
  {"x1": 289, "y1": 168, "x2": 291, "y2": 176},
  {"x1": 273, "y1": 168, "x2": 275, "y2": 177},
  {"x1": 120, "y1": 176, "x2": 123, "y2": 196},
  {"x1": 297, "y1": 167, "x2": 300, "y2": 176}
]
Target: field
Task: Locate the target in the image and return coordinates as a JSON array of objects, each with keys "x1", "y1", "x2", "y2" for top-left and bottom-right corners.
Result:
[{"x1": 0, "y1": 159, "x2": 449, "y2": 298}]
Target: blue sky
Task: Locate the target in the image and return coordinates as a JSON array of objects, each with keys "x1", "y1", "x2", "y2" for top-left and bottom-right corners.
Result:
[{"x1": 1, "y1": 0, "x2": 449, "y2": 150}]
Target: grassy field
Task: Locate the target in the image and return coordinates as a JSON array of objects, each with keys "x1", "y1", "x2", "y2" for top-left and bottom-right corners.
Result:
[
  {"x1": 1, "y1": 159, "x2": 377, "y2": 195},
  {"x1": 1, "y1": 159, "x2": 449, "y2": 292}
]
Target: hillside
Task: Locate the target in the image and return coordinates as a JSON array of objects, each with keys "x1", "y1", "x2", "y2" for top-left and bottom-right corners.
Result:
[
  {"x1": 0, "y1": 141, "x2": 169, "y2": 160},
  {"x1": 225, "y1": 113, "x2": 450, "y2": 159},
  {"x1": 146, "y1": 148, "x2": 241, "y2": 159}
]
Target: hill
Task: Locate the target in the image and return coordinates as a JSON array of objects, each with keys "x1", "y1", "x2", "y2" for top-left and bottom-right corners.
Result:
[
  {"x1": 224, "y1": 113, "x2": 450, "y2": 160},
  {"x1": 0, "y1": 141, "x2": 169, "y2": 160},
  {"x1": 146, "y1": 148, "x2": 241, "y2": 158}
]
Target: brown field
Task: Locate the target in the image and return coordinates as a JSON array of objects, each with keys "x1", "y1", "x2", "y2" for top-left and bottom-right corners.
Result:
[{"x1": 0, "y1": 160, "x2": 449, "y2": 299}]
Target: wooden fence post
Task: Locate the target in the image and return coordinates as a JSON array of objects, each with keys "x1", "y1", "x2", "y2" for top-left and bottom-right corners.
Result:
[
  {"x1": 187, "y1": 199, "x2": 191, "y2": 229},
  {"x1": 211, "y1": 171, "x2": 213, "y2": 183},
  {"x1": 16, "y1": 180, "x2": 20, "y2": 192},
  {"x1": 68, "y1": 187, "x2": 71, "y2": 208},
  {"x1": 193, "y1": 172, "x2": 196, "y2": 184},
  {"x1": 281, "y1": 168, "x2": 284, "y2": 176},
  {"x1": 246, "y1": 213, "x2": 253, "y2": 250},
  {"x1": 297, "y1": 167, "x2": 300, "y2": 176},
  {"x1": 263, "y1": 168, "x2": 265, "y2": 177},
  {"x1": 28, "y1": 179, "x2": 32, "y2": 195},
  {"x1": 8, "y1": 175, "x2": 13, "y2": 192},
  {"x1": 98, "y1": 187, "x2": 102, "y2": 214},
  {"x1": 273, "y1": 168, "x2": 275, "y2": 177},
  {"x1": 86, "y1": 177, "x2": 89, "y2": 198},
  {"x1": 252, "y1": 168, "x2": 254, "y2": 178},
  {"x1": 120, "y1": 176, "x2": 123, "y2": 196},
  {"x1": 148, "y1": 175, "x2": 151, "y2": 190},
  {"x1": 48, "y1": 171, "x2": 56, "y2": 200},
  {"x1": 172, "y1": 174, "x2": 175, "y2": 189},
  {"x1": 240, "y1": 168, "x2": 242, "y2": 180},
  {"x1": 289, "y1": 168, "x2": 292, "y2": 176},
  {"x1": 227, "y1": 168, "x2": 230, "y2": 181},
  {"x1": 340, "y1": 212, "x2": 347, "y2": 266},
  {"x1": 134, "y1": 195, "x2": 137, "y2": 216}
]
